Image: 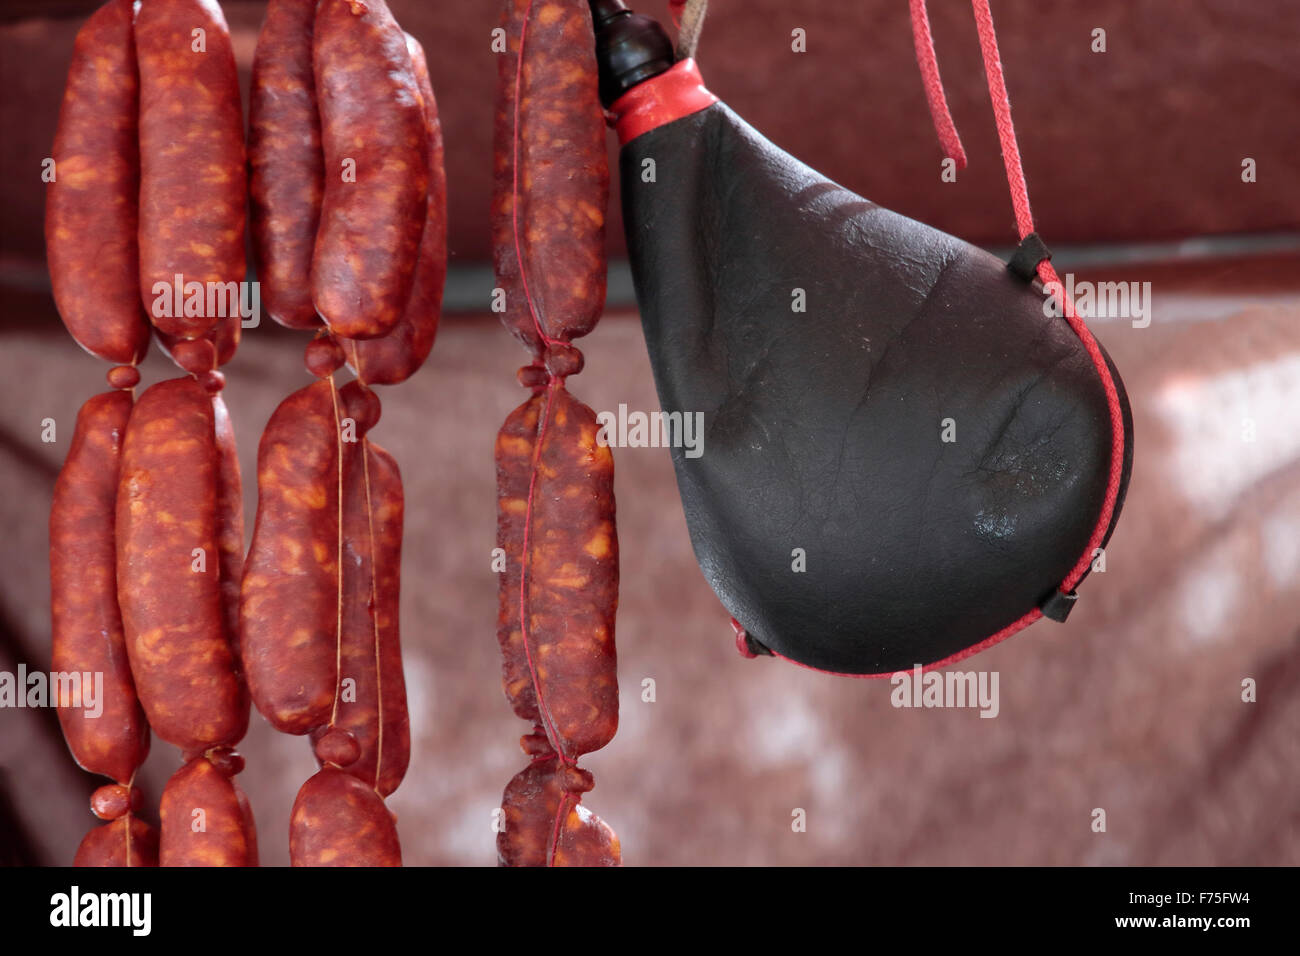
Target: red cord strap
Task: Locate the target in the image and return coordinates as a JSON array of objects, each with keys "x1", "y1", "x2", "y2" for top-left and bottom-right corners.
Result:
[
  {"x1": 908, "y1": 0, "x2": 1127, "y2": 602},
  {"x1": 908, "y1": 0, "x2": 967, "y2": 170}
]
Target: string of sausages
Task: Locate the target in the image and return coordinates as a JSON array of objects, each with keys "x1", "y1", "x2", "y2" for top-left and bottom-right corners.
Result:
[
  {"x1": 47, "y1": 0, "x2": 253, "y2": 867},
  {"x1": 491, "y1": 0, "x2": 621, "y2": 867},
  {"x1": 243, "y1": 0, "x2": 445, "y2": 867},
  {"x1": 46, "y1": 0, "x2": 445, "y2": 867}
]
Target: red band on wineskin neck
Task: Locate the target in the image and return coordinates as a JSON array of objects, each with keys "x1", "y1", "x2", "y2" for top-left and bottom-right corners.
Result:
[{"x1": 611, "y1": 58, "x2": 719, "y2": 146}]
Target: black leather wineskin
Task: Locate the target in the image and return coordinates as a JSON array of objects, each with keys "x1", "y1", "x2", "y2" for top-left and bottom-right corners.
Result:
[{"x1": 621, "y1": 102, "x2": 1133, "y2": 674}]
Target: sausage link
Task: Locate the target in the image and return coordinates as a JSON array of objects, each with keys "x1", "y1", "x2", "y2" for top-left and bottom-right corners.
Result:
[
  {"x1": 74, "y1": 815, "x2": 159, "y2": 868},
  {"x1": 494, "y1": 393, "x2": 544, "y2": 725},
  {"x1": 289, "y1": 767, "x2": 401, "y2": 867},
  {"x1": 159, "y1": 755, "x2": 253, "y2": 867},
  {"x1": 344, "y1": 34, "x2": 447, "y2": 386},
  {"x1": 211, "y1": 394, "x2": 252, "y2": 731},
  {"x1": 233, "y1": 779, "x2": 259, "y2": 867},
  {"x1": 45, "y1": 0, "x2": 149, "y2": 365},
  {"x1": 91, "y1": 783, "x2": 142, "y2": 820},
  {"x1": 311, "y1": 0, "x2": 428, "y2": 340},
  {"x1": 156, "y1": 312, "x2": 241, "y2": 369},
  {"x1": 136, "y1": 0, "x2": 247, "y2": 340},
  {"x1": 490, "y1": 0, "x2": 534, "y2": 357},
  {"x1": 51, "y1": 391, "x2": 150, "y2": 784},
  {"x1": 308, "y1": 430, "x2": 372, "y2": 775},
  {"x1": 305, "y1": 335, "x2": 347, "y2": 379},
  {"x1": 366, "y1": 440, "x2": 409, "y2": 795},
  {"x1": 240, "y1": 379, "x2": 340, "y2": 735},
  {"x1": 498, "y1": 759, "x2": 620, "y2": 867},
  {"x1": 250, "y1": 0, "x2": 324, "y2": 330},
  {"x1": 310, "y1": 429, "x2": 408, "y2": 796},
  {"x1": 495, "y1": 384, "x2": 618, "y2": 759},
  {"x1": 212, "y1": 395, "x2": 244, "y2": 659},
  {"x1": 492, "y1": 0, "x2": 608, "y2": 356},
  {"x1": 117, "y1": 377, "x2": 247, "y2": 751},
  {"x1": 553, "y1": 797, "x2": 620, "y2": 866}
]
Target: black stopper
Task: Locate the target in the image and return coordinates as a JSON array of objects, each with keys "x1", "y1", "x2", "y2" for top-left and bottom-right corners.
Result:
[
  {"x1": 589, "y1": 0, "x2": 676, "y2": 108},
  {"x1": 1007, "y1": 231, "x2": 1052, "y2": 282},
  {"x1": 1039, "y1": 588, "x2": 1078, "y2": 623}
]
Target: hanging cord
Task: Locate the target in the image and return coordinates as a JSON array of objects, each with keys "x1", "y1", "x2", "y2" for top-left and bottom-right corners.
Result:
[
  {"x1": 909, "y1": 0, "x2": 1126, "y2": 596},
  {"x1": 969, "y1": 0, "x2": 1034, "y2": 239},
  {"x1": 669, "y1": 0, "x2": 709, "y2": 60},
  {"x1": 908, "y1": 0, "x2": 966, "y2": 169}
]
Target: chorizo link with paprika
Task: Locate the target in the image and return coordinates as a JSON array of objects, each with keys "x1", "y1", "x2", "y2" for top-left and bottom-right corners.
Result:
[
  {"x1": 116, "y1": 377, "x2": 247, "y2": 752},
  {"x1": 345, "y1": 34, "x2": 447, "y2": 386},
  {"x1": 289, "y1": 767, "x2": 401, "y2": 867},
  {"x1": 366, "y1": 440, "x2": 409, "y2": 796},
  {"x1": 136, "y1": 0, "x2": 247, "y2": 340},
  {"x1": 492, "y1": 0, "x2": 608, "y2": 355},
  {"x1": 498, "y1": 759, "x2": 620, "y2": 867},
  {"x1": 494, "y1": 393, "x2": 544, "y2": 725},
  {"x1": 311, "y1": 0, "x2": 428, "y2": 340},
  {"x1": 51, "y1": 391, "x2": 149, "y2": 784},
  {"x1": 45, "y1": 0, "x2": 149, "y2": 365},
  {"x1": 74, "y1": 816, "x2": 159, "y2": 868},
  {"x1": 311, "y1": 428, "x2": 408, "y2": 795},
  {"x1": 159, "y1": 755, "x2": 253, "y2": 867},
  {"x1": 250, "y1": 0, "x2": 324, "y2": 330},
  {"x1": 239, "y1": 379, "x2": 340, "y2": 735},
  {"x1": 212, "y1": 395, "x2": 244, "y2": 659},
  {"x1": 211, "y1": 392, "x2": 252, "y2": 735},
  {"x1": 233, "y1": 779, "x2": 259, "y2": 867},
  {"x1": 495, "y1": 385, "x2": 618, "y2": 760}
]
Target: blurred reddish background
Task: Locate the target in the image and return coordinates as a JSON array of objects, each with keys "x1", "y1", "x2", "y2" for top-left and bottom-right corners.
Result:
[
  {"x1": 1, "y1": 0, "x2": 1297, "y2": 866},
  {"x1": 4, "y1": 0, "x2": 1299, "y2": 275}
]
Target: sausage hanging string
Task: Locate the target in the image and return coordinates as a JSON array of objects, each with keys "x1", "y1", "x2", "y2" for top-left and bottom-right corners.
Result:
[
  {"x1": 339, "y1": 334, "x2": 388, "y2": 791},
  {"x1": 362, "y1": 440, "x2": 386, "y2": 792},
  {"x1": 328, "y1": 373, "x2": 345, "y2": 730}
]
